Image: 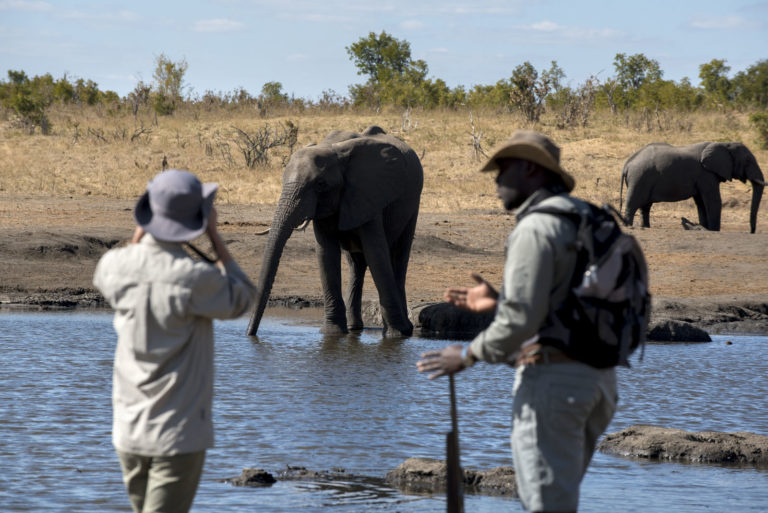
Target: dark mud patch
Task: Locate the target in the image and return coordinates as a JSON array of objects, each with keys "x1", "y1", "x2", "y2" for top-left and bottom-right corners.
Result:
[
  {"x1": 0, "y1": 287, "x2": 107, "y2": 310},
  {"x1": 598, "y1": 425, "x2": 768, "y2": 467},
  {"x1": 224, "y1": 460, "x2": 517, "y2": 498},
  {"x1": 412, "y1": 234, "x2": 496, "y2": 255},
  {"x1": 0, "y1": 233, "x2": 121, "y2": 260},
  {"x1": 386, "y1": 457, "x2": 517, "y2": 497}
]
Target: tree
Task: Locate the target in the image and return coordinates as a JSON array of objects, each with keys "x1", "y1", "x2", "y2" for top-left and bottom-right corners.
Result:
[
  {"x1": 699, "y1": 59, "x2": 732, "y2": 106},
  {"x1": 614, "y1": 53, "x2": 662, "y2": 90},
  {"x1": 613, "y1": 53, "x2": 663, "y2": 108},
  {"x1": 346, "y1": 31, "x2": 412, "y2": 83},
  {"x1": 732, "y1": 59, "x2": 768, "y2": 109},
  {"x1": 346, "y1": 31, "x2": 440, "y2": 108},
  {"x1": 152, "y1": 54, "x2": 188, "y2": 115},
  {"x1": 127, "y1": 81, "x2": 152, "y2": 116},
  {"x1": 509, "y1": 61, "x2": 563, "y2": 122},
  {"x1": 74, "y1": 78, "x2": 101, "y2": 106},
  {"x1": 260, "y1": 81, "x2": 288, "y2": 103}
]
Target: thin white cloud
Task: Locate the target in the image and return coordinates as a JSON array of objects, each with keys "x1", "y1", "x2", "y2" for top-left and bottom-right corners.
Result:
[
  {"x1": 297, "y1": 13, "x2": 354, "y2": 23},
  {"x1": 62, "y1": 9, "x2": 139, "y2": 22},
  {"x1": 400, "y1": 19, "x2": 425, "y2": 30},
  {"x1": 286, "y1": 53, "x2": 309, "y2": 62},
  {"x1": 451, "y1": 4, "x2": 522, "y2": 15},
  {"x1": 531, "y1": 20, "x2": 559, "y2": 32},
  {"x1": 192, "y1": 18, "x2": 244, "y2": 32},
  {"x1": 525, "y1": 21, "x2": 622, "y2": 40},
  {"x1": 690, "y1": 16, "x2": 757, "y2": 30},
  {"x1": 0, "y1": 0, "x2": 51, "y2": 11}
]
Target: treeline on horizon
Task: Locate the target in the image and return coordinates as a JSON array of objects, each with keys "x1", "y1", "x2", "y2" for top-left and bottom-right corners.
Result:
[{"x1": 2, "y1": 31, "x2": 767, "y2": 137}]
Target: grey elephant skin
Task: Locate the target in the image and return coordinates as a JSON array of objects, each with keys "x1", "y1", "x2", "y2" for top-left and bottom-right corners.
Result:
[
  {"x1": 620, "y1": 142, "x2": 764, "y2": 233},
  {"x1": 247, "y1": 126, "x2": 423, "y2": 338}
]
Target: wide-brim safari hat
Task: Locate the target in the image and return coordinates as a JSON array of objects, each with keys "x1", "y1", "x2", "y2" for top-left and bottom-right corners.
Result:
[
  {"x1": 479, "y1": 131, "x2": 575, "y2": 192},
  {"x1": 134, "y1": 169, "x2": 218, "y2": 242}
]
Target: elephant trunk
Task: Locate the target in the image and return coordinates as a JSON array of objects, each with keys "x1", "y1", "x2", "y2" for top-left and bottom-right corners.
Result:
[
  {"x1": 749, "y1": 178, "x2": 764, "y2": 234},
  {"x1": 247, "y1": 184, "x2": 307, "y2": 336}
]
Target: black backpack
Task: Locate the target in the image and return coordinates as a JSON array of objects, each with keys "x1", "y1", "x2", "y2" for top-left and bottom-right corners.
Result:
[{"x1": 527, "y1": 199, "x2": 651, "y2": 368}]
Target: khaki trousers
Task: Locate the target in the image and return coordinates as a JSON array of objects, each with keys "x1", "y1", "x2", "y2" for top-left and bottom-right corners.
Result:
[
  {"x1": 117, "y1": 450, "x2": 206, "y2": 513},
  {"x1": 511, "y1": 361, "x2": 617, "y2": 512}
]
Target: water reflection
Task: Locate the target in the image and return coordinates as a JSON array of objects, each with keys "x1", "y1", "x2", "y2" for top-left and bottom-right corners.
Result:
[{"x1": 0, "y1": 311, "x2": 767, "y2": 512}]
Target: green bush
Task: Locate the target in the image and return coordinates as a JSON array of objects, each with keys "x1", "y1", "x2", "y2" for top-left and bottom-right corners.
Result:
[
  {"x1": 749, "y1": 112, "x2": 768, "y2": 149},
  {"x1": 0, "y1": 70, "x2": 51, "y2": 133}
]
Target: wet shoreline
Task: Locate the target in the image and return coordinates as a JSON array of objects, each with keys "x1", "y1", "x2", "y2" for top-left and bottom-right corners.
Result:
[{"x1": 2, "y1": 288, "x2": 766, "y2": 337}]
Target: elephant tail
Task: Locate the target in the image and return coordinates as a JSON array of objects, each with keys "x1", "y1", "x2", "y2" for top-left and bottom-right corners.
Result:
[{"x1": 619, "y1": 165, "x2": 627, "y2": 223}]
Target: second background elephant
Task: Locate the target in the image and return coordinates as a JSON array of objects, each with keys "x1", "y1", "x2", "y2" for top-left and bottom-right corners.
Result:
[
  {"x1": 620, "y1": 141, "x2": 764, "y2": 233},
  {"x1": 247, "y1": 126, "x2": 423, "y2": 338}
]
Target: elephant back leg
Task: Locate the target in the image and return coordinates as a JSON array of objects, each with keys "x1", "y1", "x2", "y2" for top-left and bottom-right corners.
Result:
[
  {"x1": 640, "y1": 205, "x2": 651, "y2": 227},
  {"x1": 623, "y1": 181, "x2": 652, "y2": 228},
  {"x1": 344, "y1": 250, "x2": 367, "y2": 330},
  {"x1": 623, "y1": 204, "x2": 637, "y2": 226},
  {"x1": 359, "y1": 220, "x2": 414, "y2": 338},
  {"x1": 389, "y1": 211, "x2": 419, "y2": 304}
]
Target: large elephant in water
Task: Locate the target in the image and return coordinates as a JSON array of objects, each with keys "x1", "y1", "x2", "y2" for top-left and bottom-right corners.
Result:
[
  {"x1": 620, "y1": 141, "x2": 764, "y2": 232},
  {"x1": 247, "y1": 126, "x2": 423, "y2": 338}
]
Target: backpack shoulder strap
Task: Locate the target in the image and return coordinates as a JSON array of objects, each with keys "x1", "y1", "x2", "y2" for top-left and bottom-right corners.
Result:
[{"x1": 521, "y1": 195, "x2": 591, "y2": 229}]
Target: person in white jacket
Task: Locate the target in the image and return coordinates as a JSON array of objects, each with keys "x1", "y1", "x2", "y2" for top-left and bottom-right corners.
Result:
[{"x1": 93, "y1": 169, "x2": 256, "y2": 513}]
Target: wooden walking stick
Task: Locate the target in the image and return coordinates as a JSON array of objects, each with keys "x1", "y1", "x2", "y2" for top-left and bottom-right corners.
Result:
[{"x1": 446, "y1": 373, "x2": 464, "y2": 513}]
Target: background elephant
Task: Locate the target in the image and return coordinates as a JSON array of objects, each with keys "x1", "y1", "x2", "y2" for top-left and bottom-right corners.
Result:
[
  {"x1": 246, "y1": 126, "x2": 423, "y2": 338},
  {"x1": 620, "y1": 141, "x2": 764, "y2": 233}
]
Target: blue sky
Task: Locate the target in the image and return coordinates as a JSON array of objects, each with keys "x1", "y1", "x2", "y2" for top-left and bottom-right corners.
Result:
[{"x1": 1, "y1": 0, "x2": 766, "y2": 101}]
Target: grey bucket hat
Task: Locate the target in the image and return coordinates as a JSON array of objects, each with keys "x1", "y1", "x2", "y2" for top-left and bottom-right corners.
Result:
[
  {"x1": 134, "y1": 169, "x2": 218, "y2": 242},
  {"x1": 479, "y1": 131, "x2": 575, "y2": 192}
]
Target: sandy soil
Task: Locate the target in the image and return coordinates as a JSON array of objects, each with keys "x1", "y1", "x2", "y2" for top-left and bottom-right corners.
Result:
[{"x1": 1, "y1": 194, "x2": 767, "y2": 335}]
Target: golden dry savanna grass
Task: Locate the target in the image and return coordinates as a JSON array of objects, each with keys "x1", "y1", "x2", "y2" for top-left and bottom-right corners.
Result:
[{"x1": 1, "y1": 105, "x2": 766, "y2": 230}]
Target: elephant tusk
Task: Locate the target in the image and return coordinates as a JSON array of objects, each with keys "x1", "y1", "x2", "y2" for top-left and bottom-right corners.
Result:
[{"x1": 255, "y1": 219, "x2": 310, "y2": 236}]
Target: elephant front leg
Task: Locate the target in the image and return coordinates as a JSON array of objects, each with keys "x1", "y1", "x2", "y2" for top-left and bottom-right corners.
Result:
[
  {"x1": 314, "y1": 226, "x2": 348, "y2": 335},
  {"x1": 344, "y1": 250, "x2": 366, "y2": 331},
  {"x1": 695, "y1": 187, "x2": 722, "y2": 231}
]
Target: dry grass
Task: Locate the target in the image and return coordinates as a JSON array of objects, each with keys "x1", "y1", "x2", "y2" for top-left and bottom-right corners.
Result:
[{"x1": 1, "y1": 106, "x2": 766, "y2": 228}]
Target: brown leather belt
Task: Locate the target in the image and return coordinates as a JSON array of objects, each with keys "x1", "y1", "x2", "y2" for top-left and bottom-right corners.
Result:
[{"x1": 515, "y1": 343, "x2": 575, "y2": 367}]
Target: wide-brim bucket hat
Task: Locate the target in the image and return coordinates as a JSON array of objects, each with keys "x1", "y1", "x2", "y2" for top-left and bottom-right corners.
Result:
[
  {"x1": 134, "y1": 169, "x2": 218, "y2": 242},
  {"x1": 479, "y1": 130, "x2": 575, "y2": 192}
]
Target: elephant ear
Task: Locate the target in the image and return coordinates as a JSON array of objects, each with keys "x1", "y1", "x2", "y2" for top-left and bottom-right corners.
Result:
[
  {"x1": 701, "y1": 142, "x2": 733, "y2": 181},
  {"x1": 361, "y1": 125, "x2": 386, "y2": 136},
  {"x1": 335, "y1": 138, "x2": 411, "y2": 231}
]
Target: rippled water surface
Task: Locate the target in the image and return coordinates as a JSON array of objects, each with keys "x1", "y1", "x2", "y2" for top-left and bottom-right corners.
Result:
[{"x1": 1, "y1": 311, "x2": 767, "y2": 512}]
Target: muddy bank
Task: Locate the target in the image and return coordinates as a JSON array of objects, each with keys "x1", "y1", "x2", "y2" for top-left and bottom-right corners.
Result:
[
  {"x1": 1, "y1": 197, "x2": 767, "y2": 337},
  {"x1": 2, "y1": 288, "x2": 767, "y2": 340}
]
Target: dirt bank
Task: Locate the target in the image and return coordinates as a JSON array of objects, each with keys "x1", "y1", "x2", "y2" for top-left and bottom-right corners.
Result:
[{"x1": 1, "y1": 194, "x2": 767, "y2": 335}]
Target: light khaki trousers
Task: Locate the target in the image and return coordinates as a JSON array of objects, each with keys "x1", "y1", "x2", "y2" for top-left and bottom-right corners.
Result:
[
  {"x1": 512, "y1": 362, "x2": 617, "y2": 512},
  {"x1": 117, "y1": 450, "x2": 206, "y2": 513}
]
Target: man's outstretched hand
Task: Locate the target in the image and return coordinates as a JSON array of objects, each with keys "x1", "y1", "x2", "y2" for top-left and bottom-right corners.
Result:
[{"x1": 417, "y1": 344, "x2": 465, "y2": 379}]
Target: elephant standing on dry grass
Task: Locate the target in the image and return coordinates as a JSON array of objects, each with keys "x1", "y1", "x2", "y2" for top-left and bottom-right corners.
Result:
[
  {"x1": 247, "y1": 126, "x2": 423, "y2": 338},
  {"x1": 620, "y1": 142, "x2": 764, "y2": 232}
]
